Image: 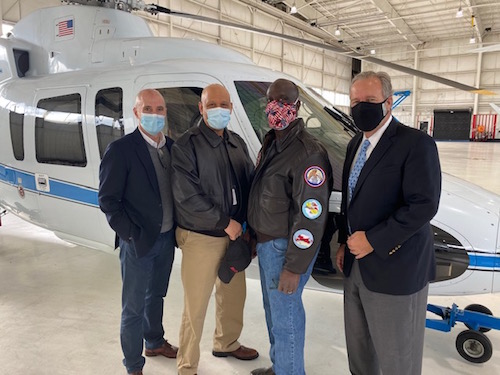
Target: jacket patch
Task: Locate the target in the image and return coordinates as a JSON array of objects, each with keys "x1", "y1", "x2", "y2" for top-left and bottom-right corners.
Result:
[
  {"x1": 304, "y1": 166, "x2": 325, "y2": 187},
  {"x1": 302, "y1": 199, "x2": 322, "y2": 220},
  {"x1": 293, "y1": 229, "x2": 314, "y2": 249}
]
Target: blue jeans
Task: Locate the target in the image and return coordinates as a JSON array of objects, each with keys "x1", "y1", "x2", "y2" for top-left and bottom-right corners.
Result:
[
  {"x1": 257, "y1": 238, "x2": 318, "y2": 375},
  {"x1": 119, "y1": 229, "x2": 175, "y2": 373}
]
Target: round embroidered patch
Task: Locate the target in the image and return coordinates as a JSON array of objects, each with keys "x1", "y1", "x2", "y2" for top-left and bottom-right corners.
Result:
[
  {"x1": 293, "y1": 229, "x2": 314, "y2": 249},
  {"x1": 302, "y1": 199, "x2": 322, "y2": 220},
  {"x1": 304, "y1": 166, "x2": 325, "y2": 187}
]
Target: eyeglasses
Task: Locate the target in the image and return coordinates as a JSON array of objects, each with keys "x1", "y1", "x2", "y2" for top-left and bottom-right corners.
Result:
[{"x1": 157, "y1": 147, "x2": 169, "y2": 169}]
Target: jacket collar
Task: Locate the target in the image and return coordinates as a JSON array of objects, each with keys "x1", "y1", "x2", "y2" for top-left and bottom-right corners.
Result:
[
  {"x1": 265, "y1": 118, "x2": 304, "y2": 153},
  {"x1": 349, "y1": 118, "x2": 399, "y2": 202},
  {"x1": 199, "y1": 120, "x2": 240, "y2": 148},
  {"x1": 131, "y1": 127, "x2": 160, "y2": 196}
]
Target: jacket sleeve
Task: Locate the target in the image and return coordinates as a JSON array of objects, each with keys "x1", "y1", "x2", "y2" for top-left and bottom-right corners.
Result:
[
  {"x1": 170, "y1": 139, "x2": 231, "y2": 231},
  {"x1": 98, "y1": 141, "x2": 140, "y2": 242},
  {"x1": 284, "y1": 151, "x2": 333, "y2": 274},
  {"x1": 366, "y1": 134, "x2": 441, "y2": 259}
]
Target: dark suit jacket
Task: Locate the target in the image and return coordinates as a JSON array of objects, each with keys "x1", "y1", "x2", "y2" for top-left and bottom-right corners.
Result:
[
  {"x1": 98, "y1": 128, "x2": 174, "y2": 258},
  {"x1": 338, "y1": 118, "x2": 441, "y2": 295}
]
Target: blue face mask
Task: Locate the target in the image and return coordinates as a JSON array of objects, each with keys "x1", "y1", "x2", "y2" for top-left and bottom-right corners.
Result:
[
  {"x1": 140, "y1": 113, "x2": 165, "y2": 136},
  {"x1": 206, "y1": 108, "x2": 231, "y2": 130}
]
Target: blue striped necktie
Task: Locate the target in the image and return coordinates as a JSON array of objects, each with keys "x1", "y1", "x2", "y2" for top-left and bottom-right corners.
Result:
[{"x1": 348, "y1": 139, "x2": 370, "y2": 201}]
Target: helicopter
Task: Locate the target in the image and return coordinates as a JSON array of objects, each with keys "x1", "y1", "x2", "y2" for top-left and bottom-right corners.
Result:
[{"x1": 0, "y1": 1, "x2": 498, "y2": 296}]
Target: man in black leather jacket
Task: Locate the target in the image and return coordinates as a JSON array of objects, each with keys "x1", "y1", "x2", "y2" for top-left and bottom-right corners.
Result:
[
  {"x1": 248, "y1": 79, "x2": 332, "y2": 375},
  {"x1": 171, "y1": 83, "x2": 258, "y2": 375}
]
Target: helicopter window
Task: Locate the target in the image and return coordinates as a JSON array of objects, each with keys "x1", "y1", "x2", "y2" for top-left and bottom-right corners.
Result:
[
  {"x1": 95, "y1": 87, "x2": 124, "y2": 159},
  {"x1": 156, "y1": 87, "x2": 203, "y2": 141},
  {"x1": 35, "y1": 93, "x2": 86, "y2": 167},
  {"x1": 432, "y1": 225, "x2": 469, "y2": 282},
  {"x1": 234, "y1": 81, "x2": 352, "y2": 191},
  {"x1": 9, "y1": 111, "x2": 24, "y2": 160}
]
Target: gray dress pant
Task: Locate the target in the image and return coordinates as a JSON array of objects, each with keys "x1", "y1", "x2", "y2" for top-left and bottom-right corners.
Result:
[{"x1": 344, "y1": 260, "x2": 428, "y2": 375}]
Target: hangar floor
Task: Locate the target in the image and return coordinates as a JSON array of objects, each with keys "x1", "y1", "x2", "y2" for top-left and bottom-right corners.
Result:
[{"x1": 1, "y1": 140, "x2": 500, "y2": 375}]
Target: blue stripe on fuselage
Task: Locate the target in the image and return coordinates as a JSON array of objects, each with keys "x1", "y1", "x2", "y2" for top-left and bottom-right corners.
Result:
[
  {"x1": 468, "y1": 253, "x2": 500, "y2": 269},
  {"x1": 0, "y1": 164, "x2": 98, "y2": 207}
]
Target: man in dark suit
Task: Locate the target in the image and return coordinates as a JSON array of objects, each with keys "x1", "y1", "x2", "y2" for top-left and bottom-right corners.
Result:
[
  {"x1": 336, "y1": 71, "x2": 441, "y2": 375},
  {"x1": 99, "y1": 89, "x2": 177, "y2": 375}
]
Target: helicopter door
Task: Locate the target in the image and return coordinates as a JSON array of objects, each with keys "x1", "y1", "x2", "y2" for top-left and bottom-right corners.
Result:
[
  {"x1": 33, "y1": 87, "x2": 104, "y2": 249},
  {"x1": 133, "y1": 74, "x2": 223, "y2": 141}
]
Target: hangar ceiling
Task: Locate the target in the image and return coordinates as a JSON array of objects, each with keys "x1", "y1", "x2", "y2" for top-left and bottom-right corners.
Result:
[
  {"x1": 276, "y1": 0, "x2": 500, "y2": 52},
  {"x1": 1, "y1": 0, "x2": 499, "y2": 56}
]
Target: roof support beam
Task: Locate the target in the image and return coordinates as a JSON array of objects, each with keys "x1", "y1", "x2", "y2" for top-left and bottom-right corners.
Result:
[{"x1": 368, "y1": 0, "x2": 421, "y2": 49}]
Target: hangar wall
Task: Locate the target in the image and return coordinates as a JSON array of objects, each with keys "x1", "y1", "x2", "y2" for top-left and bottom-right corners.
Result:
[{"x1": 363, "y1": 34, "x2": 500, "y2": 129}]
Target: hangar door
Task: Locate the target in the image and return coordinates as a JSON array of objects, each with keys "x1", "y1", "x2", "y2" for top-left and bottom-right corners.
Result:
[{"x1": 433, "y1": 109, "x2": 472, "y2": 140}]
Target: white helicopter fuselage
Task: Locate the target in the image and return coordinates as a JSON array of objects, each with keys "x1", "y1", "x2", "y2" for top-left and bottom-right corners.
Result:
[{"x1": 0, "y1": 4, "x2": 499, "y2": 296}]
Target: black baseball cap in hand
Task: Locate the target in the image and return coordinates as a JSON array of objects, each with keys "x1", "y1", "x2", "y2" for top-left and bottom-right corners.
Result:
[{"x1": 218, "y1": 237, "x2": 252, "y2": 284}]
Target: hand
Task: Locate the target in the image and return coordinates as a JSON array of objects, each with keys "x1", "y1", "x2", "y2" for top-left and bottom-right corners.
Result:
[
  {"x1": 336, "y1": 244, "x2": 345, "y2": 274},
  {"x1": 347, "y1": 231, "x2": 374, "y2": 259},
  {"x1": 224, "y1": 219, "x2": 242, "y2": 241},
  {"x1": 278, "y1": 269, "x2": 300, "y2": 295}
]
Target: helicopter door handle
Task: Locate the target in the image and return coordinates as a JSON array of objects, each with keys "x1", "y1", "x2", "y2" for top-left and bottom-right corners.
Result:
[{"x1": 35, "y1": 173, "x2": 50, "y2": 192}]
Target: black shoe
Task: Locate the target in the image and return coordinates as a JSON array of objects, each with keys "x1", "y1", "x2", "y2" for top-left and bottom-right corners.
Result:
[
  {"x1": 313, "y1": 260, "x2": 337, "y2": 275},
  {"x1": 250, "y1": 367, "x2": 275, "y2": 375}
]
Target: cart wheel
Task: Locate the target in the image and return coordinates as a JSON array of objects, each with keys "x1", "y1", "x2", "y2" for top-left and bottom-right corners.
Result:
[
  {"x1": 464, "y1": 304, "x2": 493, "y2": 333},
  {"x1": 455, "y1": 330, "x2": 493, "y2": 363}
]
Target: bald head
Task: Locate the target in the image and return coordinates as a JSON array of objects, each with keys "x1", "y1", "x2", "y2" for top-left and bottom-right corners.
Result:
[
  {"x1": 199, "y1": 84, "x2": 233, "y2": 134},
  {"x1": 133, "y1": 89, "x2": 166, "y2": 119},
  {"x1": 267, "y1": 79, "x2": 299, "y2": 104}
]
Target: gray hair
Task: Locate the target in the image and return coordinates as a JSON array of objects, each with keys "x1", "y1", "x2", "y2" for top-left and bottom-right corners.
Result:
[{"x1": 351, "y1": 71, "x2": 393, "y2": 99}]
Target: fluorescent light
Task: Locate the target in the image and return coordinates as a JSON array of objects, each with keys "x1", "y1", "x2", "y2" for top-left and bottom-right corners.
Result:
[
  {"x1": 456, "y1": 7, "x2": 463, "y2": 18},
  {"x1": 370, "y1": 49, "x2": 376, "y2": 55},
  {"x1": 335, "y1": 26, "x2": 341, "y2": 36},
  {"x1": 290, "y1": 5, "x2": 297, "y2": 14}
]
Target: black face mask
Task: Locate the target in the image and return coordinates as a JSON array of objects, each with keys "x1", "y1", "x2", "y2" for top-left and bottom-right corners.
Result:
[{"x1": 351, "y1": 98, "x2": 388, "y2": 132}]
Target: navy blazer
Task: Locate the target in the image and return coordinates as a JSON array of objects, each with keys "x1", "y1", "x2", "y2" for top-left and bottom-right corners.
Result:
[
  {"x1": 338, "y1": 119, "x2": 441, "y2": 295},
  {"x1": 98, "y1": 128, "x2": 174, "y2": 258}
]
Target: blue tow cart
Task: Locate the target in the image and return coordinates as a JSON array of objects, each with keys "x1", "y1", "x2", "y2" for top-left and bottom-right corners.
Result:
[{"x1": 426, "y1": 303, "x2": 499, "y2": 363}]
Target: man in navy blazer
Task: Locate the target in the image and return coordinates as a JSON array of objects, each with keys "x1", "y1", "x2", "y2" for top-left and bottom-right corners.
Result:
[
  {"x1": 99, "y1": 89, "x2": 177, "y2": 375},
  {"x1": 336, "y1": 72, "x2": 441, "y2": 375}
]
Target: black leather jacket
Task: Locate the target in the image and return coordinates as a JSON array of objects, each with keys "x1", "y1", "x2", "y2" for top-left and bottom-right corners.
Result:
[
  {"x1": 171, "y1": 121, "x2": 254, "y2": 237},
  {"x1": 248, "y1": 118, "x2": 333, "y2": 274}
]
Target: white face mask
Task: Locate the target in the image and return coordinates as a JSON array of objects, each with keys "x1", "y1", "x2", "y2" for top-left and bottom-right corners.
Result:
[
  {"x1": 206, "y1": 107, "x2": 231, "y2": 130},
  {"x1": 140, "y1": 113, "x2": 165, "y2": 135}
]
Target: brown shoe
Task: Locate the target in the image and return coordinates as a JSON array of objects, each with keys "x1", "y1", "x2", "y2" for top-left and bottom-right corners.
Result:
[
  {"x1": 129, "y1": 371, "x2": 143, "y2": 375},
  {"x1": 212, "y1": 345, "x2": 259, "y2": 360},
  {"x1": 145, "y1": 340, "x2": 178, "y2": 358}
]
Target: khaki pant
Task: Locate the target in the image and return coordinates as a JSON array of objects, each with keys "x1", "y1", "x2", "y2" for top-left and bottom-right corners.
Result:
[{"x1": 176, "y1": 228, "x2": 246, "y2": 375}]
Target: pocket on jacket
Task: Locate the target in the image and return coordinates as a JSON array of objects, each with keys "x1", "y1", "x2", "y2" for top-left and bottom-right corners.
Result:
[
  {"x1": 262, "y1": 195, "x2": 290, "y2": 214},
  {"x1": 370, "y1": 165, "x2": 400, "y2": 176}
]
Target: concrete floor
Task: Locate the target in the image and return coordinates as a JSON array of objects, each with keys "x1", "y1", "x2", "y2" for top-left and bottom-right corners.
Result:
[{"x1": 1, "y1": 141, "x2": 500, "y2": 375}]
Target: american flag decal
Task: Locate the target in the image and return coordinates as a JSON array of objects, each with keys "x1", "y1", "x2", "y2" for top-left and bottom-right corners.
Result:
[{"x1": 56, "y1": 18, "x2": 74, "y2": 38}]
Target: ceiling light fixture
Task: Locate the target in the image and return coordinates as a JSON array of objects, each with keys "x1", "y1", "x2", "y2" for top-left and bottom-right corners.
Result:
[
  {"x1": 469, "y1": 36, "x2": 476, "y2": 44},
  {"x1": 456, "y1": 1, "x2": 463, "y2": 18},
  {"x1": 290, "y1": 2, "x2": 297, "y2": 14},
  {"x1": 335, "y1": 26, "x2": 341, "y2": 36},
  {"x1": 370, "y1": 49, "x2": 376, "y2": 55}
]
